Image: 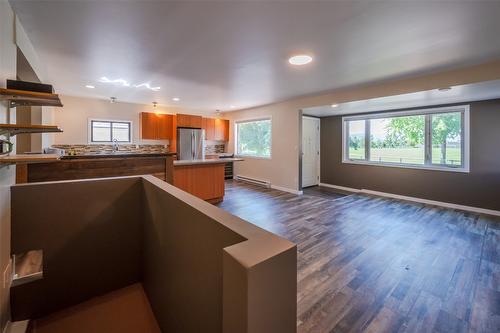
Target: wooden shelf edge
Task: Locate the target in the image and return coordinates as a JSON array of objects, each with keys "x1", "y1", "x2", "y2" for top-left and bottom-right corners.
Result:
[
  {"x1": 0, "y1": 88, "x2": 63, "y2": 107},
  {"x1": 0, "y1": 124, "x2": 63, "y2": 136},
  {"x1": 0, "y1": 153, "x2": 61, "y2": 164}
]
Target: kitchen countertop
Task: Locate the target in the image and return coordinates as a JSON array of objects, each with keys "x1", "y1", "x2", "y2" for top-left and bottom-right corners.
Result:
[
  {"x1": 174, "y1": 158, "x2": 243, "y2": 166},
  {"x1": 61, "y1": 152, "x2": 176, "y2": 160}
]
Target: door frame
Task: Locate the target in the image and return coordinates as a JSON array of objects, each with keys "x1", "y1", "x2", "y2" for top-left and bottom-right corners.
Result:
[{"x1": 300, "y1": 115, "x2": 321, "y2": 189}]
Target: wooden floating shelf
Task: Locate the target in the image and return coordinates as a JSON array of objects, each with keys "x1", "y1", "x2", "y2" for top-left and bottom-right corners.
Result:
[
  {"x1": 0, "y1": 124, "x2": 63, "y2": 136},
  {"x1": 0, "y1": 153, "x2": 61, "y2": 164},
  {"x1": 0, "y1": 88, "x2": 63, "y2": 107}
]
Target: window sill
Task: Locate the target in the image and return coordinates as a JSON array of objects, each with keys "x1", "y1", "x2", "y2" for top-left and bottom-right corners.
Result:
[
  {"x1": 235, "y1": 155, "x2": 272, "y2": 160},
  {"x1": 342, "y1": 159, "x2": 469, "y2": 173}
]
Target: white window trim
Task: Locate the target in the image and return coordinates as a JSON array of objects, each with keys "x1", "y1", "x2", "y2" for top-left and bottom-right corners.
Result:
[
  {"x1": 342, "y1": 105, "x2": 470, "y2": 173},
  {"x1": 88, "y1": 118, "x2": 133, "y2": 144},
  {"x1": 234, "y1": 116, "x2": 272, "y2": 159}
]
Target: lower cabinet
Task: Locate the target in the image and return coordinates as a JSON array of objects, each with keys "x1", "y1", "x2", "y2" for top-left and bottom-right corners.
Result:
[{"x1": 173, "y1": 164, "x2": 225, "y2": 203}]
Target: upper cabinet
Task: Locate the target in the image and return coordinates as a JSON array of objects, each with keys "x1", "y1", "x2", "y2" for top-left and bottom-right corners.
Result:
[
  {"x1": 176, "y1": 114, "x2": 202, "y2": 128},
  {"x1": 141, "y1": 112, "x2": 229, "y2": 142},
  {"x1": 141, "y1": 112, "x2": 157, "y2": 139},
  {"x1": 157, "y1": 114, "x2": 173, "y2": 139},
  {"x1": 203, "y1": 118, "x2": 215, "y2": 140},
  {"x1": 203, "y1": 117, "x2": 229, "y2": 141},
  {"x1": 141, "y1": 112, "x2": 173, "y2": 140},
  {"x1": 215, "y1": 119, "x2": 229, "y2": 141}
]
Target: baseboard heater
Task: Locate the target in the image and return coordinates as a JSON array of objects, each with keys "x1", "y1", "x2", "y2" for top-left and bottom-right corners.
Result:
[{"x1": 235, "y1": 175, "x2": 271, "y2": 188}]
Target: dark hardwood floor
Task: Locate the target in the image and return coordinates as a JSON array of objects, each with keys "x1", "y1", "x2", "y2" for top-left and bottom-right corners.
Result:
[
  {"x1": 302, "y1": 185, "x2": 348, "y2": 200},
  {"x1": 217, "y1": 180, "x2": 500, "y2": 333}
]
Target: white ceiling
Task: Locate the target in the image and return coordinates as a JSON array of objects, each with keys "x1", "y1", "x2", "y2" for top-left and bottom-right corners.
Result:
[
  {"x1": 303, "y1": 79, "x2": 500, "y2": 117},
  {"x1": 10, "y1": 1, "x2": 500, "y2": 114}
]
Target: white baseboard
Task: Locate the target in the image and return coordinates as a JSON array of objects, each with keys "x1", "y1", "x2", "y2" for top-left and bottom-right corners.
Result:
[
  {"x1": 319, "y1": 183, "x2": 361, "y2": 193},
  {"x1": 319, "y1": 183, "x2": 500, "y2": 217},
  {"x1": 233, "y1": 175, "x2": 303, "y2": 195},
  {"x1": 271, "y1": 184, "x2": 303, "y2": 195}
]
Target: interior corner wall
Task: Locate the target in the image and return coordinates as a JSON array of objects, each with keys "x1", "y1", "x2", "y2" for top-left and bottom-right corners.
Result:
[
  {"x1": 225, "y1": 101, "x2": 301, "y2": 192},
  {"x1": 320, "y1": 99, "x2": 500, "y2": 211},
  {"x1": 15, "y1": 16, "x2": 47, "y2": 83},
  {"x1": 0, "y1": 0, "x2": 18, "y2": 329}
]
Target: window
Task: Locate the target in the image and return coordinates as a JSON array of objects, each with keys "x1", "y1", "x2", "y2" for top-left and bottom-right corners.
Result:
[
  {"x1": 347, "y1": 120, "x2": 366, "y2": 160},
  {"x1": 235, "y1": 118, "x2": 271, "y2": 158},
  {"x1": 369, "y1": 115, "x2": 425, "y2": 165},
  {"x1": 89, "y1": 119, "x2": 132, "y2": 143},
  {"x1": 343, "y1": 105, "x2": 469, "y2": 172}
]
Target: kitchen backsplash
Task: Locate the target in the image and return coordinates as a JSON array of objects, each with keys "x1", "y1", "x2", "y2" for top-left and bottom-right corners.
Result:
[
  {"x1": 52, "y1": 143, "x2": 224, "y2": 155},
  {"x1": 52, "y1": 144, "x2": 169, "y2": 154},
  {"x1": 205, "y1": 143, "x2": 225, "y2": 154}
]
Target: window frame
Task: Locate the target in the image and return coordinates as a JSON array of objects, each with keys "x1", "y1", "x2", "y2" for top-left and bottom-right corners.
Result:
[
  {"x1": 342, "y1": 105, "x2": 470, "y2": 173},
  {"x1": 234, "y1": 117, "x2": 272, "y2": 159},
  {"x1": 88, "y1": 118, "x2": 133, "y2": 144}
]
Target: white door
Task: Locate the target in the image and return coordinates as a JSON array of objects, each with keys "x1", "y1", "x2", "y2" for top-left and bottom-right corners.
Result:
[{"x1": 302, "y1": 116, "x2": 320, "y2": 187}]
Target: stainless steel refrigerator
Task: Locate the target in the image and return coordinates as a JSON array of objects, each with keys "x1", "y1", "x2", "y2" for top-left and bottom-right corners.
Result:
[{"x1": 177, "y1": 128, "x2": 205, "y2": 160}]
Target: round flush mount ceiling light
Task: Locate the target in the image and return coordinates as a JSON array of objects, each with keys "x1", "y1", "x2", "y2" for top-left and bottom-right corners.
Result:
[
  {"x1": 438, "y1": 87, "x2": 452, "y2": 92},
  {"x1": 172, "y1": 97, "x2": 180, "y2": 102},
  {"x1": 288, "y1": 54, "x2": 313, "y2": 66},
  {"x1": 85, "y1": 85, "x2": 95, "y2": 89},
  {"x1": 331, "y1": 104, "x2": 339, "y2": 108}
]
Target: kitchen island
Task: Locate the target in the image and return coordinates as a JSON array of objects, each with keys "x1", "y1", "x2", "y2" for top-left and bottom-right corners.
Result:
[
  {"x1": 173, "y1": 158, "x2": 242, "y2": 203},
  {"x1": 16, "y1": 152, "x2": 176, "y2": 184}
]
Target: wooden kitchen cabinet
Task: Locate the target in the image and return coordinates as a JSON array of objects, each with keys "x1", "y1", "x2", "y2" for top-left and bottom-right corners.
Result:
[
  {"x1": 141, "y1": 112, "x2": 157, "y2": 140},
  {"x1": 214, "y1": 119, "x2": 229, "y2": 141},
  {"x1": 203, "y1": 118, "x2": 215, "y2": 140},
  {"x1": 157, "y1": 114, "x2": 173, "y2": 139},
  {"x1": 202, "y1": 117, "x2": 228, "y2": 141},
  {"x1": 174, "y1": 163, "x2": 225, "y2": 203},
  {"x1": 176, "y1": 114, "x2": 202, "y2": 128},
  {"x1": 141, "y1": 112, "x2": 173, "y2": 140}
]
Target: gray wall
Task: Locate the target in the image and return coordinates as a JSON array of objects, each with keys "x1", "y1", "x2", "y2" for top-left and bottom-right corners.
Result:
[
  {"x1": 10, "y1": 176, "x2": 297, "y2": 332},
  {"x1": 320, "y1": 99, "x2": 500, "y2": 211},
  {"x1": 11, "y1": 177, "x2": 144, "y2": 320},
  {"x1": 141, "y1": 179, "x2": 245, "y2": 332}
]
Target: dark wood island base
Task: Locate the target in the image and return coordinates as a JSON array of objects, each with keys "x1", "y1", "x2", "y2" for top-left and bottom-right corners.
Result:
[{"x1": 16, "y1": 153, "x2": 176, "y2": 184}]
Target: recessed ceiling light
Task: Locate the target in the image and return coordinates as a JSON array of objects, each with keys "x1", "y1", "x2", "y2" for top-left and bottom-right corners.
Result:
[
  {"x1": 331, "y1": 104, "x2": 339, "y2": 108},
  {"x1": 172, "y1": 97, "x2": 180, "y2": 102},
  {"x1": 85, "y1": 85, "x2": 95, "y2": 89},
  {"x1": 230, "y1": 105, "x2": 235, "y2": 108},
  {"x1": 438, "y1": 87, "x2": 452, "y2": 92},
  {"x1": 288, "y1": 54, "x2": 313, "y2": 66}
]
